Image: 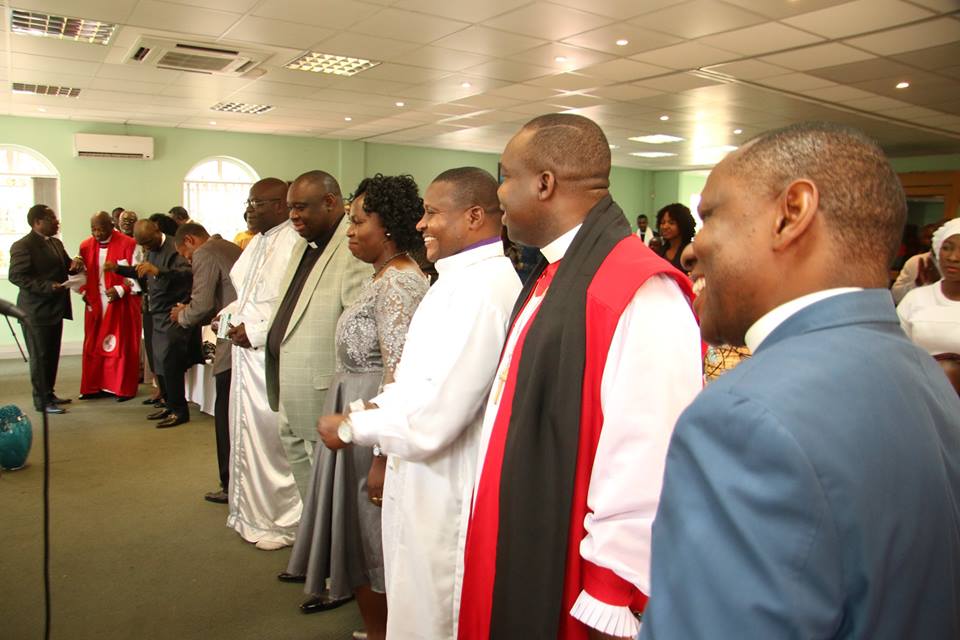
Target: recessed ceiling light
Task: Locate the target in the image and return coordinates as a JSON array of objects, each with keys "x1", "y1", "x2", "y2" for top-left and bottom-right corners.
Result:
[
  {"x1": 285, "y1": 51, "x2": 380, "y2": 76},
  {"x1": 461, "y1": 81, "x2": 472, "y2": 88},
  {"x1": 733, "y1": 128, "x2": 743, "y2": 134},
  {"x1": 629, "y1": 134, "x2": 685, "y2": 144},
  {"x1": 208, "y1": 120, "x2": 217, "y2": 125},
  {"x1": 12, "y1": 82, "x2": 80, "y2": 97},
  {"x1": 10, "y1": 9, "x2": 117, "y2": 46},
  {"x1": 554, "y1": 56, "x2": 568, "y2": 63},
  {"x1": 659, "y1": 114, "x2": 670, "y2": 121},
  {"x1": 395, "y1": 101, "x2": 405, "y2": 107},
  {"x1": 896, "y1": 81, "x2": 910, "y2": 89},
  {"x1": 344, "y1": 116, "x2": 352, "y2": 122},
  {"x1": 210, "y1": 101, "x2": 274, "y2": 115},
  {"x1": 615, "y1": 39, "x2": 629, "y2": 46},
  {"x1": 630, "y1": 152, "x2": 677, "y2": 158}
]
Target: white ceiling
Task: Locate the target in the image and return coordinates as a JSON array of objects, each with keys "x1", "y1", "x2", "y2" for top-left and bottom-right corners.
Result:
[{"x1": 1, "y1": 0, "x2": 959, "y2": 169}]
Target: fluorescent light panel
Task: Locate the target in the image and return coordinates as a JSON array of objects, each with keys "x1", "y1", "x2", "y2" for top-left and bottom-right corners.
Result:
[
  {"x1": 630, "y1": 152, "x2": 677, "y2": 158},
  {"x1": 10, "y1": 9, "x2": 116, "y2": 45},
  {"x1": 211, "y1": 102, "x2": 274, "y2": 115},
  {"x1": 12, "y1": 82, "x2": 80, "y2": 97},
  {"x1": 629, "y1": 134, "x2": 684, "y2": 144},
  {"x1": 286, "y1": 52, "x2": 380, "y2": 76}
]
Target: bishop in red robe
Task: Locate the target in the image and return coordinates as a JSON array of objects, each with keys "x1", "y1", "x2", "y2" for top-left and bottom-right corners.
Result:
[{"x1": 75, "y1": 212, "x2": 141, "y2": 400}]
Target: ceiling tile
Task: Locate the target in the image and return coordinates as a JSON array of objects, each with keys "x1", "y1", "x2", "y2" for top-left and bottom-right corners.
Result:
[
  {"x1": 842, "y1": 95, "x2": 915, "y2": 111},
  {"x1": 310, "y1": 32, "x2": 421, "y2": 59},
  {"x1": 391, "y1": 0, "x2": 532, "y2": 23},
  {"x1": 783, "y1": 0, "x2": 934, "y2": 38},
  {"x1": 527, "y1": 72, "x2": 605, "y2": 91},
  {"x1": 462, "y1": 60, "x2": 555, "y2": 82},
  {"x1": 549, "y1": 0, "x2": 682, "y2": 19},
  {"x1": 803, "y1": 84, "x2": 879, "y2": 102},
  {"x1": 757, "y1": 73, "x2": 837, "y2": 91},
  {"x1": 903, "y1": 0, "x2": 960, "y2": 11},
  {"x1": 628, "y1": 0, "x2": 767, "y2": 39},
  {"x1": 807, "y1": 58, "x2": 918, "y2": 84},
  {"x1": 8, "y1": 34, "x2": 113, "y2": 63},
  {"x1": 700, "y1": 23, "x2": 824, "y2": 55},
  {"x1": 10, "y1": 0, "x2": 140, "y2": 24},
  {"x1": 398, "y1": 75, "x2": 510, "y2": 101},
  {"x1": 561, "y1": 23, "x2": 683, "y2": 56},
  {"x1": 431, "y1": 25, "x2": 547, "y2": 56},
  {"x1": 326, "y1": 76, "x2": 417, "y2": 96},
  {"x1": 892, "y1": 42, "x2": 960, "y2": 70},
  {"x1": 482, "y1": 3, "x2": 613, "y2": 41},
  {"x1": 10, "y1": 54, "x2": 101, "y2": 77},
  {"x1": 252, "y1": 0, "x2": 380, "y2": 29},
  {"x1": 589, "y1": 84, "x2": 665, "y2": 101},
  {"x1": 125, "y1": 0, "x2": 241, "y2": 37},
  {"x1": 634, "y1": 71, "x2": 725, "y2": 93},
  {"x1": 630, "y1": 42, "x2": 739, "y2": 70},
  {"x1": 87, "y1": 77, "x2": 171, "y2": 95},
  {"x1": 845, "y1": 17, "x2": 960, "y2": 55},
  {"x1": 702, "y1": 59, "x2": 789, "y2": 80},
  {"x1": 577, "y1": 59, "x2": 670, "y2": 82},
  {"x1": 509, "y1": 43, "x2": 616, "y2": 71},
  {"x1": 760, "y1": 43, "x2": 876, "y2": 72},
  {"x1": 719, "y1": 0, "x2": 860, "y2": 19},
  {"x1": 349, "y1": 8, "x2": 470, "y2": 44},
  {"x1": 359, "y1": 63, "x2": 451, "y2": 84},
  {"x1": 163, "y1": 0, "x2": 259, "y2": 10},
  {"x1": 391, "y1": 46, "x2": 490, "y2": 71},
  {"x1": 486, "y1": 83, "x2": 563, "y2": 100},
  {"x1": 222, "y1": 16, "x2": 335, "y2": 48},
  {"x1": 450, "y1": 94, "x2": 524, "y2": 110}
]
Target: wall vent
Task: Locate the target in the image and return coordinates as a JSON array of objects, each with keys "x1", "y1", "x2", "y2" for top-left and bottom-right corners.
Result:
[{"x1": 13, "y1": 82, "x2": 80, "y2": 97}]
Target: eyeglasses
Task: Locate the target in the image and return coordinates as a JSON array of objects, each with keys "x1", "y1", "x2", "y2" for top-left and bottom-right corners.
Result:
[{"x1": 245, "y1": 198, "x2": 281, "y2": 208}]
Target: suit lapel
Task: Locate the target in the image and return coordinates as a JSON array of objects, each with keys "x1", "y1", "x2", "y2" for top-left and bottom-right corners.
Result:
[{"x1": 283, "y1": 216, "x2": 350, "y2": 343}]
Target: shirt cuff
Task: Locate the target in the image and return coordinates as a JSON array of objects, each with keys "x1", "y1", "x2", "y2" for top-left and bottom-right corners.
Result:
[
  {"x1": 348, "y1": 408, "x2": 383, "y2": 447},
  {"x1": 113, "y1": 285, "x2": 125, "y2": 298},
  {"x1": 570, "y1": 591, "x2": 640, "y2": 638}
]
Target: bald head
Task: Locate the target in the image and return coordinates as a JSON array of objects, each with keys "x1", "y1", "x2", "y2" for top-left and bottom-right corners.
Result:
[
  {"x1": 294, "y1": 170, "x2": 342, "y2": 199},
  {"x1": 90, "y1": 211, "x2": 114, "y2": 243},
  {"x1": 288, "y1": 170, "x2": 345, "y2": 240},
  {"x1": 133, "y1": 219, "x2": 162, "y2": 250}
]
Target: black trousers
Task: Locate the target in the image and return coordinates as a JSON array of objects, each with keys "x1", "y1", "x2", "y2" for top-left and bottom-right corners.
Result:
[
  {"x1": 153, "y1": 322, "x2": 193, "y2": 420},
  {"x1": 22, "y1": 321, "x2": 62, "y2": 410},
  {"x1": 214, "y1": 369, "x2": 231, "y2": 491}
]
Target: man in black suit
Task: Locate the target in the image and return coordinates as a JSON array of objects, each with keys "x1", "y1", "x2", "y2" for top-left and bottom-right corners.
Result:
[
  {"x1": 109, "y1": 219, "x2": 197, "y2": 428},
  {"x1": 8, "y1": 204, "x2": 74, "y2": 414}
]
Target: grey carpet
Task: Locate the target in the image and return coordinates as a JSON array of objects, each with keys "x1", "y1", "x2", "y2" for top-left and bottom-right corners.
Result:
[{"x1": 0, "y1": 356, "x2": 362, "y2": 640}]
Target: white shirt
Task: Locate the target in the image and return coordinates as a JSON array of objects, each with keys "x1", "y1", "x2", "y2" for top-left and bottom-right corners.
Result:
[
  {"x1": 898, "y1": 283, "x2": 960, "y2": 355},
  {"x1": 892, "y1": 252, "x2": 928, "y2": 305},
  {"x1": 745, "y1": 288, "x2": 862, "y2": 353},
  {"x1": 349, "y1": 240, "x2": 522, "y2": 640},
  {"x1": 635, "y1": 228, "x2": 655, "y2": 246},
  {"x1": 475, "y1": 225, "x2": 703, "y2": 638},
  {"x1": 222, "y1": 220, "x2": 301, "y2": 348}
]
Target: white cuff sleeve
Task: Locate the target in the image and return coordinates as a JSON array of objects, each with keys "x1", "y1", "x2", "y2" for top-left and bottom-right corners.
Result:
[
  {"x1": 570, "y1": 590, "x2": 640, "y2": 638},
  {"x1": 113, "y1": 285, "x2": 125, "y2": 298}
]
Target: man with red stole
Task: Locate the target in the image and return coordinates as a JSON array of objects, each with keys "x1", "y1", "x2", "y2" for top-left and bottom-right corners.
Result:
[
  {"x1": 73, "y1": 211, "x2": 141, "y2": 401},
  {"x1": 458, "y1": 114, "x2": 703, "y2": 639}
]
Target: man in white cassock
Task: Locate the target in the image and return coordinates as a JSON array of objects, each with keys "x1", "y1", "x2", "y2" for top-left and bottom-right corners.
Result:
[
  {"x1": 319, "y1": 167, "x2": 522, "y2": 640},
  {"x1": 220, "y1": 178, "x2": 304, "y2": 549}
]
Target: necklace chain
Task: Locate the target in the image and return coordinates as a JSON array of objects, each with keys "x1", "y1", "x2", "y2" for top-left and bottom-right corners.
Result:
[{"x1": 373, "y1": 251, "x2": 406, "y2": 278}]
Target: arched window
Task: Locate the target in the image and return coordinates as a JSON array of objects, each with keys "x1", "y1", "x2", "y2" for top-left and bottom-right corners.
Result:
[
  {"x1": 182, "y1": 156, "x2": 259, "y2": 241},
  {"x1": 0, "y1": 145, "x2": 60, "y2": 278}
]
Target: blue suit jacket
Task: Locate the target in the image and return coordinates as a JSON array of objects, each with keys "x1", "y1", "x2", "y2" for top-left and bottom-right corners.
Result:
[{"x1": 641, "y1": 289, "x2": 960, "y2": 639}]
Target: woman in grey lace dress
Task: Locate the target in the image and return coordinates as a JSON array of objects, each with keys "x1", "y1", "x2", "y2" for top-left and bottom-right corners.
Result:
[{"x1": 284, "y1": 174, "x2": 428, "y2": 640}]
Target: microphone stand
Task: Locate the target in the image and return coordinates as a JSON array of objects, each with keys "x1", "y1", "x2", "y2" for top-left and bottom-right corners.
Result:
[{"x1": 4, "y1": 315, "x2": 28, "y2": 361}]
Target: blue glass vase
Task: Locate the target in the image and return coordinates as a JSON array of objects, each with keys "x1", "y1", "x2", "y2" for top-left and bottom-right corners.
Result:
[{"x1": 0, "y1": 404, "x2": 33, "y2": 470}]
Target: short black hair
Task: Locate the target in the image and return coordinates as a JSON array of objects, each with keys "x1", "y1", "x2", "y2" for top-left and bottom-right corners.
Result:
[
  {"x1": 351, "y1": 174, "x2": 425, "y2": 254},
  {"x1": 174, "y1": 222, "x2": 210, "y2": 246},
  {"x1": 520, "y1": 113, "x2": 611, "y2": 187},
  {"x1": 730, "y1": 121, "x2": 906, "y2": 269},
  {"x1": 168, "y1": 206, "x2": 189, "y2": 221},
  {"x1": 433, "y1": 167, "x2": 501, "y2": 216},
  {"x1": 27, "y1": 204, "x2": 53, "y2": 226},
  {"x1": 112, "y1": 207, "x2": 125, "y2": 216},
  {"x1": 656, "y1": 203, "x2": 696, "y2": 245},
  {"x1": 637, "y1": 214, "x2": 648, "y2": 223},
  {"x1": 149, "y1": 212, "x2": 179, "y2": 235}
]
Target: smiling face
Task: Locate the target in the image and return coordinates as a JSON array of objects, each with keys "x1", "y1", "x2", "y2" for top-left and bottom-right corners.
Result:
[
  {"x1": 287, "y1": 178, "x2": 339, "y2": 240},
  {"x1": 347, "y1": 195, "x2": 389, "y2": 265},
  {"x1": 418, "y1": 180, "x2": 472, "y2": 262}
]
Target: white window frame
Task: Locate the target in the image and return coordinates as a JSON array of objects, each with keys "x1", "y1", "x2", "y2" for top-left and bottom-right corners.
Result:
[
  {"x1": 0, "y1": 145, "x2": 60, "y2": 279},
  {"x1": 182, "y1": 156, "x2": 259, "y2": 241}
]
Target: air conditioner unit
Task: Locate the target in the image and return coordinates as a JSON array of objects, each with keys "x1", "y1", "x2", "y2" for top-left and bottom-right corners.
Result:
[
  {"x1": 124, "y1": 36, "x2": 267, "y2": 77},
  {"x1": 73, "y1": 134, "x2": 154, "y2": 160}
]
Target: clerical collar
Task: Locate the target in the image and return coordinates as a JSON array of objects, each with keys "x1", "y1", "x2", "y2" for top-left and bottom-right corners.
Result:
[
  {"x1": 541, "y1": 223, "x2": 582, "y2": 264},
  {"x1": 435, "y1": 237, "x2": 505, "y2": 276},
  {"x1": 744, "y1": 287, "x2": 862, "y2": 352}
]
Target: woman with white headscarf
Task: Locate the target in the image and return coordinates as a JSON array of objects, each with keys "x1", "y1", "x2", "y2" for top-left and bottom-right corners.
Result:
[{"x1": 898, "y1": 218, "x2": 960, "y2": 392}]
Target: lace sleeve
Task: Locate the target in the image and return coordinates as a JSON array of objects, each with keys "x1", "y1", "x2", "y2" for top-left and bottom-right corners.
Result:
[{"x1": 374, "y1": 269, "x2": 428, "y2": 384}]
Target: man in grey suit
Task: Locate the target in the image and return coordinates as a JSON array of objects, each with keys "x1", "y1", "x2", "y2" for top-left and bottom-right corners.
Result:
[
  {"x1": 171, "y1": 222, "x2": 242, "y2": 504},
  {"x1": 8, "y1": 204, "x2": 73, "y2": 414},
  {"x1": 640, "y1": 123, "x2": 960, "y2": 639},
  {"x1": 266, "y1": 170, "x2": 369, "y2": 502}
]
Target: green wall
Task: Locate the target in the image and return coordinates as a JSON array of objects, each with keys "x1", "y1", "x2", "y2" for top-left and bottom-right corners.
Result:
[{"x1": 0, "y1": 115, "x2": 652, "y2": 351}]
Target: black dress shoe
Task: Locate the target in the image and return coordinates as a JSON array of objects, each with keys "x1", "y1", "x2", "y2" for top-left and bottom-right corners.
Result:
[
  {"x1": 49, "y1": 395, "x2": 72, "y2": 405},
  {"x1": 40, "y1": 404, "x2": 66, "y2": 414},
  {"x1": 147, "y1": 408, "x2": 172, "y2": 420},
  {"x1": 116, "y1": 395, "x2": 134, "y2": 402},
  {"x1": 299, "y1": 595, "x2": 354, "y2": 614},
  {"x1": 78, "y1": 392, "x2": 108, "y2": 400},
  {"x1": 156, "y1": 415, "x2": 189, "y2": 428},
  {"x1": 204, "y1": 490, "x2": 228, "y2": 504},
  {"x1": 142, "y1": 397, "x2": 162, "y2": 405},
  {"x1": 277, "y1": 571, "x2": 306, "y2": 583}
]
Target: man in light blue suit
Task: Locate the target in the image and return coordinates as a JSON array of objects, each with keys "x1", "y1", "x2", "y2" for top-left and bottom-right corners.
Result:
[{"x1": 640, "y1": 122, "x2": 960, "y2": 640}]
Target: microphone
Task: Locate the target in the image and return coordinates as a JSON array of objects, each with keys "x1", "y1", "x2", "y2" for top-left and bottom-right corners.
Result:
[{"x1": 0, "y1": 298, "x2": 28, "y2": 320}]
